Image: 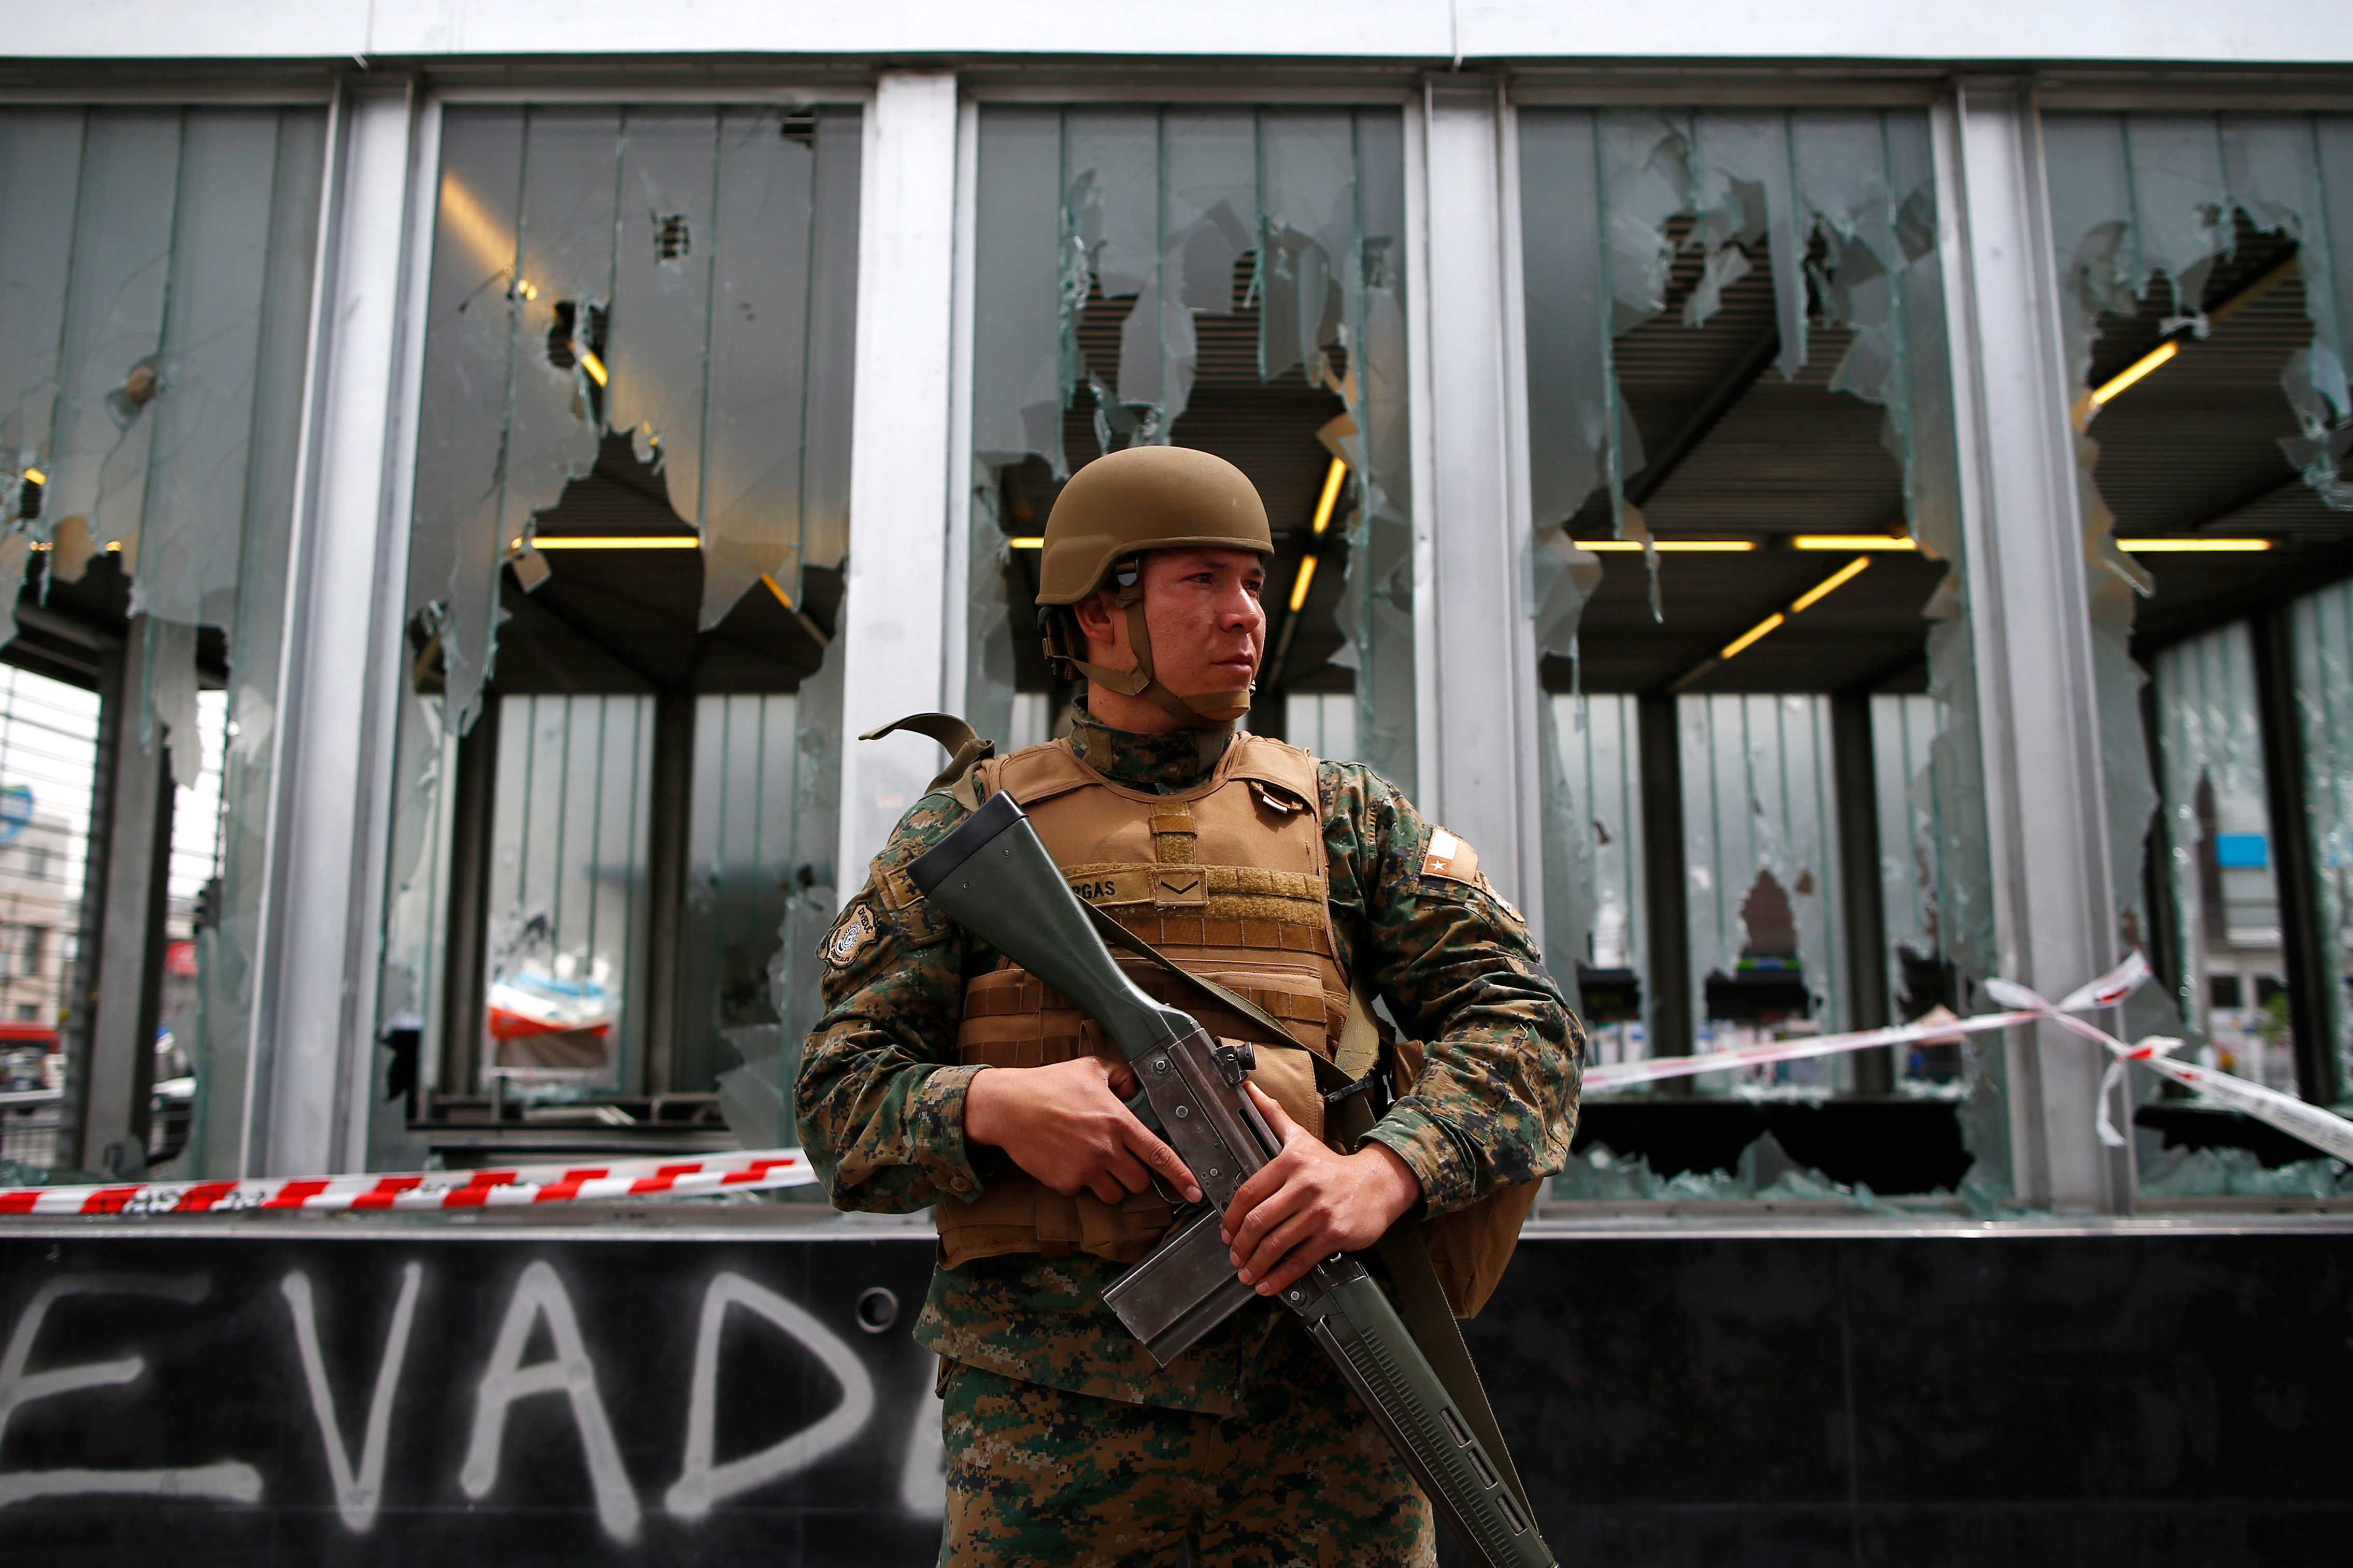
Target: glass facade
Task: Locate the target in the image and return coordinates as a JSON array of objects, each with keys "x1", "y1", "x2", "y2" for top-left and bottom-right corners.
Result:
[
  {"x1": 2038, "y1": 109, "x2": 2353, "y2": 1195},
  {"x1": 0, "y1": 106, "x2": 325, "y2": 1179},
  {"x1": 1518, "y1": 106, "x2": 2000, "y2": 1204},
  {"x1": 375, "y1": 102, "x2": 861, "y2": 1161},
  {"x1": 0, "y1": 70, "x2": 2340, "y2": 1214},
  {"x1": 964, "y1": 106, "x2": 1414, "y2": 782}
]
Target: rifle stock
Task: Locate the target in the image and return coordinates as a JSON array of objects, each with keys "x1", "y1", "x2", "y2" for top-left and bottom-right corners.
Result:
[{"x1": 908, "y1": 790, "x2": 1558, "y2": 1568}]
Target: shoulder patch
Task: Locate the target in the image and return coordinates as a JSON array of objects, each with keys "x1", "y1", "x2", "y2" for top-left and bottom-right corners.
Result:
[
  {"x1": 1421, "y1": 827, "x2": 1480, "y2": 885},
  {"x1": 822, "y1": 903, "x2": 878, "y2": 970}
]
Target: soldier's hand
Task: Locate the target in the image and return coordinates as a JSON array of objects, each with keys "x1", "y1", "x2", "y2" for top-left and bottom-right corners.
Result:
[
  {"x1": 963, "y1": 1056, "x2": 1204, "y2": 1207},
  {"x1": 1220, "y1": 1084, "x2": 1422, "y2": 1298}
]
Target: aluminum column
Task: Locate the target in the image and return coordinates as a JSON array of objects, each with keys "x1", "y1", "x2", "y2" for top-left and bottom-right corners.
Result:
[
  {"x1": 244, "y1": 80, "x2": 425, "y2": 1177},
  {"x1": 835, "y1": 69, "x2": 961, "y2": 894},
  {"x1": 74, "y1": 630, "x2": 175, "y2": 1178},
  {"x1": 1939, "y1": 83, "x2": 2132, "y2": 1213},
  {"x1": 1416, "y1": 78, "x2": 1544, "y2": 917}
]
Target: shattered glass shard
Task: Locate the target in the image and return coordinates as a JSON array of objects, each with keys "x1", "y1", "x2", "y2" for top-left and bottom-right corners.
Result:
[{"x1": 967, "y1": 104, "x2": 1416, "y2": 790}]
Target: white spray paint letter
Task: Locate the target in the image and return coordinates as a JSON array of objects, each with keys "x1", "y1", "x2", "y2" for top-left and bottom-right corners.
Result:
[
  {"x1": 281, "y1": 1261, "x2": 422, "y2": 1531},
  {"x1": 458, "y1": 1261, "x2": 641, "y2": 1542},
  {"x1": 899, "y1": 1373, "x2": 945, "y2": 1516},
  {"x1": 664, "y1": 1271, "x2": 876, "y2": 1520},
  {"x1": 0, "y1": 1273, "x2": 262, "y2": 1507}
]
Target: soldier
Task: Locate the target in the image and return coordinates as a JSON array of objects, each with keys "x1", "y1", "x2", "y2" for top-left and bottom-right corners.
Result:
[{"x1": 798, "y1": 444, "x2": 1580, "y2": 1566}]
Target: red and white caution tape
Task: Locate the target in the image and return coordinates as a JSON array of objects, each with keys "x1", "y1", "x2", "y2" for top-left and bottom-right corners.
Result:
[
  {"x1": 12, "y1": 952, "x2": 2350, "y2": 1217},
  {"x1": 0, "y1": 1147, "x2": 816, "y2": 1217},
  {"x1": 1581, "y1": 955, "x2": 2152, "y2": 1092},
  {"x1": 1587, "y1": 950, "x2": 2353, "y2": 1168},
  {"x1": 1582, "y1": 1007, "x2": 2036, "y2": 1091},
  {"x1": 1986, "y1": 956, "x2": 2353, "y2": 1164}
]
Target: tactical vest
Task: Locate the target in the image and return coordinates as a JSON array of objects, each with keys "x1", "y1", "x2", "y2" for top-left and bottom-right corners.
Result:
[{"x1": 935, "y1": 732, "x2": 1354, "y2": 1269}]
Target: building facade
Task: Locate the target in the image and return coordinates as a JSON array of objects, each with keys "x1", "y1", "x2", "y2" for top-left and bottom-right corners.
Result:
[
  {"x1": 4, "y1": 6, "x2": 2352, "y2": 1210},
  {"x1": 3, "y1": 7, "x2": 2353, "y2": 1563}
]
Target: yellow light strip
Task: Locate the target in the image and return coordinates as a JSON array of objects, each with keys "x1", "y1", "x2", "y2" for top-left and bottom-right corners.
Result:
[
  {"x1": 1719, "y1": 613, "x2": 1785, "y2": 660},
  {"x1": 1789, "y1": 555, "x2": 1872, "y2": 613},
  {"x1": 1309, "y1": 455, "x2": 1348, "y2": 536},
  {"x1": 520, "y1": 536, "x2": 699, "y2": 550},
  {"x1": 578, "y1": 349, "x2": 610, "y2": 387},
  {"x1": 1710, "y1": 554, "x2": 1875, "y2": 668},
  {"x1": 1571, "y1": 539, "x2": 1756, "y2": 552},
  {"x1": 2089, "y1": 340, "x2": 2178, "y2": 406},
  {"x1": 1009, "y1": 536, "x2": 1045, "y2": 549},
  {"x1": 2116, "y1": 537, "x2": 2273, "y2": 552},
  {"x1": 21, "y1": 468, "x2": 44, "y2": 485},
  {"x1": 1792, "y1": 535, "x2": 1915, "y2": 551},
  {"x1": 760, "y1": 571, "x2": 794, "y2": 609},
  {"x1": 1288, "y1": 554, "x2": 1319, "y2": 613}
]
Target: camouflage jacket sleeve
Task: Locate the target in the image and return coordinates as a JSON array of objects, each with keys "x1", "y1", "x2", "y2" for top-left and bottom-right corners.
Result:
[
  {"x1": 793, "y1": 788, "x2": 992, "y2": 1213},
  {"x1": 1321, "y1": 763, "x2": 1584, "y2": 1217}
]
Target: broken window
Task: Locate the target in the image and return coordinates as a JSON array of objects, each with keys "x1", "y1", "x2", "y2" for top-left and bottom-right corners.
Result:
[
  {"x1": 2146, "y1": 626, "x2": 2300, "y2": 1096},
  {"x1": 966, "y1": 107, "x2": 1413, "y2": 781},
  {"x1": 1680, "y1": 694, "x2": 1846, "y2": 1083},
  {"x1": 1520, "y1": 107, "x2": 1999, "y2": 1207},
  {"x1": 687, "y1": 688, "x2": 841, "y2": 1158},
  {"x1": 0, "y1": 107, "x2": 326, "y2": 1179},
  {"x1": 1870, "y1": 691, "x2": 1972, "y2": 1092},
  {"x1": 379, "y1": 104, "x2": 859, "y2": 1160},
  {"x1": 0, "y1": 668, "x2": 102, "y2": 1173},
  {"x1": 2041, "y1": 112, "x2": 2353, "y2": 1189},
  {"x1": 480, "y1": 695, "x2": 653, "y2": 1091},
  {"x1": 2289, "y1": 583, "x2": 2353, "y2": 1113},
  {"x1": 1548, "y1": 693, "x2": 1646, "y2": 1066}
]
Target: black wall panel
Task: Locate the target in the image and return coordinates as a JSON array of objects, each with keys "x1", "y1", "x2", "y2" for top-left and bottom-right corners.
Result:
[{"x1": 0, "y1": 1226, "x2": 2345, "y2": 1565}]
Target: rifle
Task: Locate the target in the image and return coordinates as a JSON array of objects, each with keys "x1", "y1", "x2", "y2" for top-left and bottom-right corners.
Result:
[{"x1": 909, "y1": 789, "x2": 1557, "y2": 1568}]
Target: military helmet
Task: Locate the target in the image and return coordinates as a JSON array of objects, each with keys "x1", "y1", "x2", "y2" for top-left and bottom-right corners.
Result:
[
  {"x1": 1033, "y1": 445, "x2": 1273, "y2": 729},
  {"x1": 1034, "y1": 445, "x2": 1273, "y2": 605}
]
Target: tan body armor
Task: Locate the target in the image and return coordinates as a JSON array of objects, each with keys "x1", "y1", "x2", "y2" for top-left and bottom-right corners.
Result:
[{"x1": 936, "y1": 732, "x2": 1354, "y2": 1268}]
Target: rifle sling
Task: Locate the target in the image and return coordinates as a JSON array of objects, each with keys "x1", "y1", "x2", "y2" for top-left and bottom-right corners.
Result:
[
  {"x1": 1076, "y1": 900, "x2": 1534, "y2": 1519},
  {"x1": 859, "y1": 712, "x2": 997, "y2": 795}
]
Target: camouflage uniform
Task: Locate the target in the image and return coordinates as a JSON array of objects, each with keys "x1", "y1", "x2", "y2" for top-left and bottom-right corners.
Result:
[{"x1": 798, "y1": 714, "x2": 1581, "y2": 1564}]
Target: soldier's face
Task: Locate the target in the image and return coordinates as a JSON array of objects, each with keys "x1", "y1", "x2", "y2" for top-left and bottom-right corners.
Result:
[{"x1": 1077, "y1": 548, "x2": 1267, "y2": 715}]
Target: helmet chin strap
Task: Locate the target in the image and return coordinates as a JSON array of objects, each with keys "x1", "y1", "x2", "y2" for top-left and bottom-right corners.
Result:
[{"x1": 1070, "y1": 567, "x2": 1253, "y2": 732}]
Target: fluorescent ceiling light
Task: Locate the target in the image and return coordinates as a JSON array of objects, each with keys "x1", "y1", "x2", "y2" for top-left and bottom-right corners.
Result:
[
  {"x1": 2115, "y1": 537, "x2": 2272, "y2": 553},
  {"x1": 1788, "y1": 555, "x2": 1873, "y2": 613},
  {"x1": 519, "y1": 536, "x2": 699, "y2": 550},
  {"x1": 1718, "y1": 612, "x2": 1784, "y2": 661},
  {"x1": 1309, "y1": 456, "x2": 1347, "y2": 536},
  {"x1": 1572, "y1": 539, "x2": 1755, "y2": 552},
  {"x1": 1675, "y1": 554, "x2": 1877, "y2": 689},
  {"x1": 2089, "y1": 340, "x2": 2178, "y2": 407},
  {"x1": 1288, "y1": 554, "x2": 1318, "y2": 612},
  {"x1": 1792, "y1": 535, "x2": 1915, "y2": 550}
]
